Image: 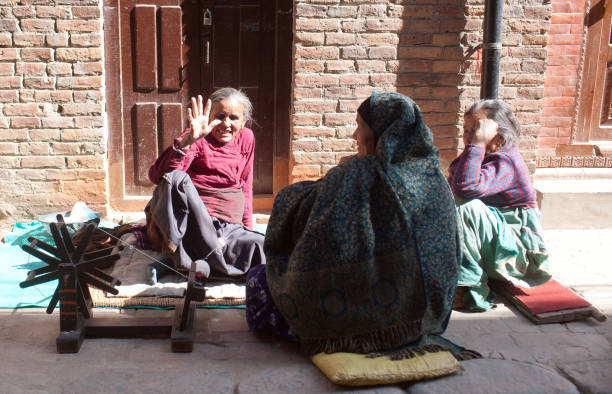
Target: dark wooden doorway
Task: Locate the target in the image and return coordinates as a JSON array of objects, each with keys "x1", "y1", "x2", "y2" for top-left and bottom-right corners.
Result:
[
  {"x1": 104, "y1": 0, "x2": 292, "y2": 211},
  {"x1": 576, "y1": 0, "x2": 612, "y2": 144}
]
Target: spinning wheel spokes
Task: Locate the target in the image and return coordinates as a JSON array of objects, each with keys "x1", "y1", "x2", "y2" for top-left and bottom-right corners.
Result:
[{"x1": 19, "y1": 215, "x2": 120, "y2": 315}]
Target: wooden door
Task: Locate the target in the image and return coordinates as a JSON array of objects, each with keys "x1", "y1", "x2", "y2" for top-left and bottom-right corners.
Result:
[
  {"x1": 576, "y1": 0, "x2": 612, "y2": 142},
  {"x1": 104, "y1": 0, "x2": 292, "y2": 211}
]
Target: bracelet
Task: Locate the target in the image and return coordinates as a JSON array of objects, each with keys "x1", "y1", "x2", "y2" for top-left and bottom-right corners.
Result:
[{"x1": 172, "y1": 142, "x2": 187, "y2": 156}]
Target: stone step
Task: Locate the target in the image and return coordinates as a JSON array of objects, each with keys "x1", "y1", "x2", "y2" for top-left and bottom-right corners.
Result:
[{"x1": 534, "y1": 168, "x2": 612, "y2": 230}]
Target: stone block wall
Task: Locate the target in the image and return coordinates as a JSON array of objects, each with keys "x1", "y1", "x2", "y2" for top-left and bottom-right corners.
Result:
[
  {"x1": 291, "y1": 0, "x2": 551, "y2": 182},
  {"x1": 0, "y1": 0, "x2": 106, "y2": 232},
  {"x1": 539, "y1": 0, "x2": 586, "y2": 157}
]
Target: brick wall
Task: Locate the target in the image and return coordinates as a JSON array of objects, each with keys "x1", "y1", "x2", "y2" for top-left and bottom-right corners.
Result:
[
  {"x1": 0, "y1": 0, "x2": 106, "y2": 232},
  {"x1": 539, "y1": 0, "x2": 586, "y2": 157},
  {"x1": 291, "y1": 0, "x2": 551, "y2": 182}
]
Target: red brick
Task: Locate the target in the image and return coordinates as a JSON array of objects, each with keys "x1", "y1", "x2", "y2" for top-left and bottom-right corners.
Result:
[
  {"x1": 0, "y1": 32, "x2": 11, "y2": 46},
  {"x1": 66, "y1": 156, "x2": 104, "y2": 169},
  {"x1": 51, "y1": 90, "x2": 73, "y2": 102},
  {"x1": 60, "y1": 128, "x2": 104, "y2": 142},
  {"x1": 387, "y1": 4, "x2": 404, "y2": 18},
  {"x1": 0, "y1": 19, "x2": 17, "y2": 32},
  {"x1": 326, "y1": 32, "x2": 355, "y2": 45},
  {"x1": 20, "y1": 48, "x2": 53, "y2": 61},
  {"x1": 29, "y1": 129, "x2": 60, "y2": 141},
  {"x1": 0, "y1": 129, "x2": 28, "y2": 141},
  {"x1": 56, "y1": 48, "x2": 102, "y2": 62},
  {"x1": 295, "y1": 74, "x2": 339, "y2": 87},
  {"x1": 12, "y1": 6, "x2": 34, "y2": 18},
  {"x1": 326, "y1": 60, "x2": 355, "y2": 72},
  {"x1": 292, "y1": 139, "x2": 322, "y2": 152},
  {"x1": 0, "y1": 63, "x2": 14, "y2": 76},
  {"x1": 398, "y1": 46, "x2": 443, "y2": 59},
  {"x1": 16, "y1": 62, "x2": 46, "y2": 76},
  {"x1": 21, "y1": 19, "x2": 55, "y2": 32},
  {"x1": 551, "y1": 13, "x2": 583, "y2": 25},
  {"x1": 73, "y1": 90, "x2": 103, "y2": 102},
  {"x1": 522, "y1": 34, "x2": 549, "y2": 46},
  {"x1": 323, "y1": 113, "x2": 354, "y2": 126},
  {"x1": 365, "y1": 19, "x2": 402, "y2": 32},
  {"x1": 293, "y1": 152, "x2": 336, "y2": 164},
  {"x1": 0, "y1": 142, "x2": 18, "y2": 155},
  {"x1": 549, "y1": 34, "x2": 584, "y2": 45},
  {"x1": 368, "y1": 46, "x2": 396, "y2": 59},
  {"x1": 341, "y1": 46, "x2": 368, "y2": 60},
  {"x1": 0, "y1": 90, "x2": 18, "y2": 102},
  {"x1": 21, "y1": 156, "x2": 65, "y2": 169},
  {"x1": 0, "y1": 48, "x2": 19, "y2": 61},
  {"x1": 371, "y1": 73, "x2": 397, "y2": 85},
  {"x1": 549, "y1": 24, "x2": 571, "y2": 35},
  {"x1": 36, "y1": 5, "x2": 70, "y2": 18},
  {"x1": 339, "y1": 73, "x2": 369, "y2": 85},
  {"x1": 296, "y1": 4, "x2": 327, "y2": 18},
  {"x1": 356, "y1": 60, "x2": 386, "y2": 72},
  {"x1": 24, "y1": 77, "x2": 55, "y2": 89},
  {"x1": 292, "y1": 127, "x2": 335, "y2": 139},
  {"x1": 72, "y1": 6, "x2": 100, "y2": 19},
  {"x1": 295, "y1": 60, "x2": 325, "y2": 73},
  {"x1": 46, "y1": 32, "x2": 69, "y2": 47},
  {"x1": 3, "y1": 103, "x2": 44, "y2": 116},
  {"x1": 294, "y1": 100, "x2": 337, "y2": 113},
  {"x1": 69, "y1": 32, "x2": 102, "y2": 47},
  {"x1": 42, "y1": 116, "x2": 75, "y2": 128},
  {"x1": 13, "y1": 33, "x2": 45, "y2": 47},
  {"x1": 296, "y1": 18, "x2": 340, "y2": 31},
  {"x1": 74, "y1": 116, "x2": 104, "y2": 128},
  {"x1": 356, "y1": 33, "x2": 398, "y2": 46},
  {"x1": 399, "y1": 33, "x2": 432, "y2": 45},
  {"x1": 56, "y1": 76, "x2": 103, "y2": 89},
  {"x1": 322, "y1": 139, "x2": 354, "y2": 151},
  {"x1": 291, "y1": 165, "x2": 320, "y2": 178},
  {"x1": 537, "y1": 127, "x2": 559, "y2": 137},
  {"x1": 296, "y1": 46, "x2": 339, "y2": 60},
  {"x1": 56, "y1": 19, "x2": 100, "y2": 32},
  {"x1": 398, "y1": 60, "x2": 432, "y2": 72},
  {"x1": 324, "y1": 86, "x2": 354, "y2": 99},
  {"x1": 341, "y1": 20, "x2": 366, "y2": 33},
  {"x1": 296, "y1": 32, "x2": 324, "y2": 46},
  {"x1": 11, "y1": 117, "x2": 41, "y2": 128},
  {"x1": 327, "y1": 6, "x2": 358, "y2": 18},
  {"x1": 432, "y1": 60, "x2": 460, "y2": 73},
  {"x1": 293, "y1": 113, "x2": 322, "y2": 126}
]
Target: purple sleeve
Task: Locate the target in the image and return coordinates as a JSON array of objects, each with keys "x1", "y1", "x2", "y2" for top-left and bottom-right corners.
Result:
[
  {"x1": 448, "y1": 145, "x2": 515, "y2": 199},
  {"x1": 240, "y1": 131, "x2": 255, "y2": 228},
  {"x1": 148, "y1": 128, "x2": 197, "y2": 184}
]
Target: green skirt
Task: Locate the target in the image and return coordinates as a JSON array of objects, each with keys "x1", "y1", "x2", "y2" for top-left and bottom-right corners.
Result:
[{"x1": 456, "y1": 199, "x2": 551, "y2": 311}]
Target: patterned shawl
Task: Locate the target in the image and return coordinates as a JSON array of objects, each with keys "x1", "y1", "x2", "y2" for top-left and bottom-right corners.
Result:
[{"x1": 265, "y1": 93, "x2": 461, "y2": 355}]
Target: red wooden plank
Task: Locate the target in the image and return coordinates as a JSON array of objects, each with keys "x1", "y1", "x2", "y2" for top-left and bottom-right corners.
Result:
[
  {"x1": 160, "y1": 103, "x2": 183, "y2": 150},
  {"x1": 160, "y1": 6, "x2": 182, "y2": 91},
  {"x1": 134, "y1": 5, "x2": 157, "y2": 90},
  {"x1": 134, "y1": 103, "x2": 157, "y2": 185}
]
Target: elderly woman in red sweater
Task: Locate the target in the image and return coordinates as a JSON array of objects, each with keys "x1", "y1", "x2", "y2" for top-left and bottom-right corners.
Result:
[{"x1": 145, "y1": 88, "x2": 264, "y2": 282}]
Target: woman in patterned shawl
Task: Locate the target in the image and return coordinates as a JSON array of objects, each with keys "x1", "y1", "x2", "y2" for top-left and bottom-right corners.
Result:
[{"x1": 246, "y1": 92, "x2": 474, "y2": 358}]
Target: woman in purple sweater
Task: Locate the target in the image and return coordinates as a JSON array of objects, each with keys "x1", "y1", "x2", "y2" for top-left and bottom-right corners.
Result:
[
  {"x1": 448, "y1": 99, "x2": 551, "y2": 311},
  {"x1": 144, "y1": 88, "x2": 264, "y2": 282}
]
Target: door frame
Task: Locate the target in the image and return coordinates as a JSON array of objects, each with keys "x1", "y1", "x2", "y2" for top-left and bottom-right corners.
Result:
[{"x1": 103, "y1": 0, "x2": 293, "y2": 212}]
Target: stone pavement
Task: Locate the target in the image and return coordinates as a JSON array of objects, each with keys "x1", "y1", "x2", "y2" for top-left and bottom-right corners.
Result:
[{"x1": 0, "y1": 228, "x2": 610, "y2": 393}]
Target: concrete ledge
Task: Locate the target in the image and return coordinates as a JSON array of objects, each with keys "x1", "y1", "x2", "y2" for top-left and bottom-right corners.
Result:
[{"x1": 534, "y1": 169, "x2": 612, "y2": 230}]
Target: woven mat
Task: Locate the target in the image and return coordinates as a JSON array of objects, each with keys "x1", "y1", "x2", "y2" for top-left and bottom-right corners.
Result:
[{"x1": 89, "y1": 286, "x2": 245, "y2": 308}]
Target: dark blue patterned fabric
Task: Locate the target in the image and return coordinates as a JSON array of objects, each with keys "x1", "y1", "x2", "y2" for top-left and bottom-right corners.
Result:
[{"x1": 264, "y1": 92, "x2": 462, "y2": 355}]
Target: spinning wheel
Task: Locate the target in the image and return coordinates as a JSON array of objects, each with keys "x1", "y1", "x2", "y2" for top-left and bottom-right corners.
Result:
[{"x1": 20, "y1": 214, "x2": 205, "y2": 353}]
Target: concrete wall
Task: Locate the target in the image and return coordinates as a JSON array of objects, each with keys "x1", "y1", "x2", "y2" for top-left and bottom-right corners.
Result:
[{"x1": 0, "y1": 0, "x2": 106, "y2": 232}]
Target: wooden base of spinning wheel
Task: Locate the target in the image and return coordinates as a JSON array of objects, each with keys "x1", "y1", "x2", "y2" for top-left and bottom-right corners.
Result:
[{"x1": 20, "y1": 215, "x2": 206, "y2": 354}]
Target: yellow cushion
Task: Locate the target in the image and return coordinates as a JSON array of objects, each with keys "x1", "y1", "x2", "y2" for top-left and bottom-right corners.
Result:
[{"x1": 311, "y1": 350, "x2": 460, "y2": 386}]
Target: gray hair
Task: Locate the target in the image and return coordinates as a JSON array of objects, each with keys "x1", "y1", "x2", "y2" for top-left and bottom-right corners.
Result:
[
  {"x1": 209, "y1": 87, "x2": 253, "y2": 125},
  {"x1": 465, "y1": 99, "x2": 520, "y2": 146}
]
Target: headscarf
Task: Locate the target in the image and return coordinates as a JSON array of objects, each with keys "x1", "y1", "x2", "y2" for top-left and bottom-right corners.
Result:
[{"x1": 265, "y1": 92, "x2": 462, "y2": 356}]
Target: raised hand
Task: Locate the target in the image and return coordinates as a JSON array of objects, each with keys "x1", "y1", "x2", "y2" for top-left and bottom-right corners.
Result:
[
  {"x1": 180, "y1": 95, "x2": 222, "y2": 149},
  {"x1": 464, "y1": 118, "x2": 498, "y2": 147}
]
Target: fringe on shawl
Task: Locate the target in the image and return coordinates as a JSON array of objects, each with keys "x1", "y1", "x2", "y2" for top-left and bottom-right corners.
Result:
[
  {"x1": 366, "y1": 344, "x2": 482, "y2": 361},
  {"x1": 300, "y1": 320, "x2": 423, "y2": 357},
  {"x1": 300, "y1": 319, "x2": 483, "y2": 362}
]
